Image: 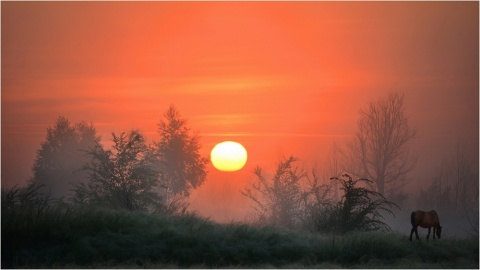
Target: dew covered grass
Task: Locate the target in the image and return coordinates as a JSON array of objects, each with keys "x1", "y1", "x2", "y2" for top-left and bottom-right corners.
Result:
[{"x1": 2, "y1": 206, "x2": 478, "y2": 268}]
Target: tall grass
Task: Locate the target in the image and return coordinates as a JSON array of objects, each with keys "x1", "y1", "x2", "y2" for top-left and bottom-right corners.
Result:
[{"x1": 2, "y1": 205, "x2": 478, "y2": 268}]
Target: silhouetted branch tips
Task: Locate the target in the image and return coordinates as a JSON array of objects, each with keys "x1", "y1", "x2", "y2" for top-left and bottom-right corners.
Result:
[
  {"x1": 242, "y1": 155, "x2": 310, "y2": 228},
  {"x1": 348, "y1": 91, "x2": 417, "y2": 202}
]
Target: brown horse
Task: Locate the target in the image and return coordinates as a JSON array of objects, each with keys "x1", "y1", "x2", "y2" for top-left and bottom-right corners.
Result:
[{"x1": 409, "y1": 210, "x2": 442, "y2": 241}]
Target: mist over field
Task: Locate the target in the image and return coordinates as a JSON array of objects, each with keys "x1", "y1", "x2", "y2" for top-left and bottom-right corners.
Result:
[{"x1": 2, "y1": 1, "x2": 478, "y2": 268}]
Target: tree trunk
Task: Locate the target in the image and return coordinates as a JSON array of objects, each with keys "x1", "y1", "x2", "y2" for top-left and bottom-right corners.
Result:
[{"x1": 377, "y1": 177, "x2": 385, "y2": 196}]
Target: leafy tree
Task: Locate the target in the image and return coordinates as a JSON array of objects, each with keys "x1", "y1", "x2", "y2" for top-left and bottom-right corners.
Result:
[
  {"x1": 73, "y1": 130, "x2": 164, "y2": 211},
  {"x1": 350, "y1": 91, "x2": 416, "y2": 199},
  {"x1": 242, "y1": 156, "x2": 309, "y2": 228},
  {"x1": 154, "y1": 105, "x2": 209, "y2": 201},
  {"x1": 31, "y1": 116, "x2": 100, "y2": 200},
  {"x1": 317, "y1": 174, "x2": 399, "y2": 234}
]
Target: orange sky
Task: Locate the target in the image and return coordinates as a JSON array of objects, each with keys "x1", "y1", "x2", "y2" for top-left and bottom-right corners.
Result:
[{"x1": 2, "y1": 2, "x2": 478, "y2": 222}]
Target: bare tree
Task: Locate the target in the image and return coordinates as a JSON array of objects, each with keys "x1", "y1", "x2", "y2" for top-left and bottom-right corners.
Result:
[
  {"x1": 446, "y1": 145, "x2": 475, "y2": 207},
  {"x1": 415, "y1": 145, "x2": 478, "y2": 237},
  {"x1": 416, "y1": 145, "x2": 477, "y2": 208},
  {"x1": 351, "y1": 91, "x2": 416, "y2": 198},
  {"x1": 464, "y1": 178, "x2": 479, "y2": 238}
]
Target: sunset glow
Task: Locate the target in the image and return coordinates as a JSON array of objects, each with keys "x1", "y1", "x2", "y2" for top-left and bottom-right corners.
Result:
[
  {"x1": 2, "y1": 1, "x2": 478, "y2": 223},
  {"x1": 211, "y1": 141, "x2": 248, "y2": 172}
]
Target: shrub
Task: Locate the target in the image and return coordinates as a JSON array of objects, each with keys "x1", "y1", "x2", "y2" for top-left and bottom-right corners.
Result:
[{"x1": 313, "y1": 174, "x2": 399, "y2": 234}]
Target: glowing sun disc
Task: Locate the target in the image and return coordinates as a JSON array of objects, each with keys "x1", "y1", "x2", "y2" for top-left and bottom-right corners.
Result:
[{"x1": 211, "y1": 141, "x2": 247, "y2": 172}]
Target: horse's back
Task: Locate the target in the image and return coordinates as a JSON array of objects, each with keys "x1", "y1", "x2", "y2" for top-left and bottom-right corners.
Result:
[
  {"x1": 412, "y1": 210, "x2": 439, "y2": 228},
  {"x1": 411, "y1": 211, "x2": 425, "y2": 226},
  {"x1": 429, "y1": 210, "x2": 440, "y2": 225}
]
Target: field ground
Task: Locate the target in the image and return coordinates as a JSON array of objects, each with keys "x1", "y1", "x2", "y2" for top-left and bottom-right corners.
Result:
[{"x1": 2, "y1": 207, "x2": 478, "y2": 268}]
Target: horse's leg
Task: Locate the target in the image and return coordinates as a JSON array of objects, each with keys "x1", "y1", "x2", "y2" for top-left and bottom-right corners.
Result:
[
  {"x1": 426, "y1": 227, "x2": 431, "y2": 240},
  {"x1": 414, "y1": 227, "x2": 420, "y2": 240},
  {"x1": 409, "y1": 227, "x2": 415, "y2": 241},
  {"x1": 433, "y1": 227, "x2": 436, "y2": 240}
]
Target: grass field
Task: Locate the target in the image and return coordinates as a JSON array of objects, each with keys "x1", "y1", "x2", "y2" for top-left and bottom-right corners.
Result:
[{"x1": 2, "y1": 206, "x2": 478, "y2": 268}]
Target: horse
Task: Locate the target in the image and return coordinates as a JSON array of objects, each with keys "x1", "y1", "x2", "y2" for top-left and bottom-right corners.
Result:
[{"x1": 409, "y1": 210, "x2": 442, "y2": 241}]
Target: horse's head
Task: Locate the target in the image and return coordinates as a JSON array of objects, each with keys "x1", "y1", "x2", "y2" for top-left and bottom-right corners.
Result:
[{"x1": 436, "y1": 226, "x2": 442, "y2": 239}]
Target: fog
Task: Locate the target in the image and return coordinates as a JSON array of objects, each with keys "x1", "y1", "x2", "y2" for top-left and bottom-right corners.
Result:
[{"x1": 1, "y1": 2, "x2": 478, "y2": 239}]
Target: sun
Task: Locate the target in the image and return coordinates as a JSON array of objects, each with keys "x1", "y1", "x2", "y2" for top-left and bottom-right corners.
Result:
[{"x1": 210, "y1": 141, "x2": 247, "y2": 172}]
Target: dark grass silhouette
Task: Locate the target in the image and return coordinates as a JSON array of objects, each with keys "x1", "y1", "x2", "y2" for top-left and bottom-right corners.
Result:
[{"x1": 2, "y1": 206, "x2": 478, "y2": 268}]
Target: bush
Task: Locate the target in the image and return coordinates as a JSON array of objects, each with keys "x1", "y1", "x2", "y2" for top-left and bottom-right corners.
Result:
[
  {"x1": 312, "y1": 174, "x2": 399, "y2": 234},
  {"x1": 241, "y1": 156, "x2": 308, "y2": 228},
  {"x1": 1, "y1": 183, "x2": 50, "y2": 213}
]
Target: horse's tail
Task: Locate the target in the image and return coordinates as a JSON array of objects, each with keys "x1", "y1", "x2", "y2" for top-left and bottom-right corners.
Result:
[{"x1": 410, "y1": 211, "x2": 415, "y2": 226}]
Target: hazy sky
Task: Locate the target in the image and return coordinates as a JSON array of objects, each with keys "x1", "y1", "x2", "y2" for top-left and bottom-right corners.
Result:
[{"x1": 2, "y1": 2, "x2": 478, "y2": 221}]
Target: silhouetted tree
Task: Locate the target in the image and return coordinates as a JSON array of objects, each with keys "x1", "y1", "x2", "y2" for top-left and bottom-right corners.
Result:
[
  {"x1": 415, "y1": 145, "x2": 478, "y2": 236},
  {"x1": 154, "y1": 105, "x2": 209, "y2": 204},
  {"x1": 73, "y1": 130, "x2": 164, "y2": 211},
  {"x1": 464, "y1": 179, "x2": 479, "y2": 238},
  {"x1": 446, "y1": 145, "x2": 475, "y2": 207},
  {"x1": 242, "y1": 156, "x2": 309, "y2": 228},
  {"x1": 31, "y1": 116, "x2": 100, "y2": 200},
  {"x1": 349, "y1": 92, "x2": 416, "y2": 199}
]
